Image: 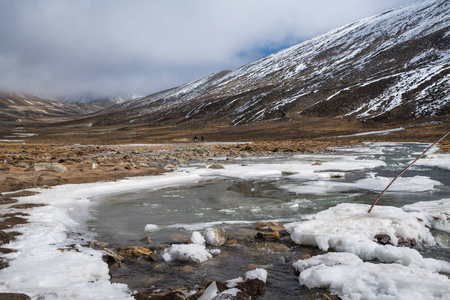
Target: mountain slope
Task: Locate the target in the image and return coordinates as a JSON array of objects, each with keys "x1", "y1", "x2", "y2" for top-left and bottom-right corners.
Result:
[
  {"x1": 0, "y1": 92, "x2": 107, "y2": 124},
  {"x1": 94, "y1": 0, "x2": 450, "y2": 126}
]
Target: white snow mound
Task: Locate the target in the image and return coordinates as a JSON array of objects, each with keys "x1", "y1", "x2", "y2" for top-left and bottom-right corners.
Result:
[
  {"x1": 162, "y1": 244, "x2": 217, "y2": 263},
  {"x1": 294, "y1": 252, "x2": 450, "y2": 300},
  {"x1": 285, "y1": 202, "x2": 450, "y2": 272}
]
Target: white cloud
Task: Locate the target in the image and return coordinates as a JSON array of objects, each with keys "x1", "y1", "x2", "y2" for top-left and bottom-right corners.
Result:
[{"x1": 0, "y1": 0, "x2": 418, "y2": 97}]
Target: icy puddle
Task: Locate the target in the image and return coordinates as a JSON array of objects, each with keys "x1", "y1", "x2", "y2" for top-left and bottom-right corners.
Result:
[{"x1": 1, "y1": 143, "x2": 449, "y2": 299}]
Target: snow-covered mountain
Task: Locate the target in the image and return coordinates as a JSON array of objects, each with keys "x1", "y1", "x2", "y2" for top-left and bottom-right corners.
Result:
[
  {"x1": 94, "y1": 0, "x2": 449, "y2": 126},
  {"x1": 59, "y1": 93, "x2": 133, "y2": 105}
]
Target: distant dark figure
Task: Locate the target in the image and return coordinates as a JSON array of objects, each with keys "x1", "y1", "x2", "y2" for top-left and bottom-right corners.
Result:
[
  {"x1": 194, "y1": 136, "x2": 198, "y2": 143},
  {"x1": 201, "y1": 136, "x2": 204, "y2": 142}
]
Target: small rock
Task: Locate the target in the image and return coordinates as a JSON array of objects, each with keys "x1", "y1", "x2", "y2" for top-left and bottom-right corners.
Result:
[
  {"x1": 203, "y1": 227, "x2": 227, "y2": 246},
  {"x1": 255, "y1": 231, "x2": 280, "y2": 240},
  {"x1": 254, "y1": 242, "x2": 290, "y2": 252},
  {"x1": 0, "y1": 231, "x2": 11, "y2": 245},
  {"x1": 119, "y1": 246, "x2": 152, "y2": 257},
  {"x1": 255, "y1": 222, "x2": 285, "y2": 232},
  {"x1": 134, "y1": 290, "x2": 187, "y2": 300},
  {"x1": 208, "y1": 163, "x2": 225, "y2": 169},
  {"x1": 374, "y1": 234, "x2": 391, "y2": 245},
  {"x1": 89, "y1": 241, "x2": 110, "y2": 250},
  {"x1": 140, "y1": 236, "x2": 152, "y2": 244},
  {"x1": 103, "y1": 248, "x2": 125, "y2": 268},
  {"x1": 237, "y1": 278, "x2": 266, "y2": 298},
  {"x1": 397, "y1": 237, "x2": 416, "y2": 247},
  {"x1": 148, "y1": 252, "x2": 163, "y2": 262},
  {"x1": 32, "y1": 162, "x2": 67, "y2": 172},
  {"x1": 300, "y1": 253, "x2": 311, "y2": 260},
  {"x1": 281, "y1": 171, "x2": 298, "y2": 176},
  {"x1": 312, "y1": 161, "x2": 322, "y2": 166},
  {"x1": 17, "y1": 162, "x2": 29, "y2": 168}
]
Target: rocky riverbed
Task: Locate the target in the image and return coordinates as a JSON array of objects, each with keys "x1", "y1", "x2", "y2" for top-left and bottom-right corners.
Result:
[{"x1": 0, "y1": 140, "x2": 338, "y2": 194}]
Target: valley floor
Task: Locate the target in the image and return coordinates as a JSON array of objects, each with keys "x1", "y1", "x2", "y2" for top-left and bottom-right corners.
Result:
[{"x1": 0, "y1": 118, "x2": 449, "y2": 194}]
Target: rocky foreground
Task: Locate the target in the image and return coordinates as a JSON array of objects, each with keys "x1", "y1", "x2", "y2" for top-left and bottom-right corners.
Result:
[{"x1": 0, "y1": 140, "x2": 341, "y2": 194}]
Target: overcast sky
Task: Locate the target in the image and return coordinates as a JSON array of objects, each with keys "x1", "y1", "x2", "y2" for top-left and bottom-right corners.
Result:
[{"x1": 0, "y1": 0, "x2": 419, "y2": 98}]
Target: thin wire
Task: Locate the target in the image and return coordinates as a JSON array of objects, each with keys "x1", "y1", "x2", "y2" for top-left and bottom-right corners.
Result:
[{"x1": 368, "y1": 130, "x2": 450, "y2": 213}]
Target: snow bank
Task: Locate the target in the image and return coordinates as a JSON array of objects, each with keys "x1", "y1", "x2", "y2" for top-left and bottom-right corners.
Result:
[
  {"x1": 289, "y1": 201, "x2": 450, "y2": 299},
  {"x1": 402, "y1": 199, "x2": 450, "y2": 233},
  {"x1": 0, "y1": 172, "x2": 203, "y2": 299},
  {"x1": 0, "y1": 203, "x2": 133, "y2": 299},
  {"x1": 293, "y1": 252, "x2": 450, "y2": 300},
  {"x1": 286, "y1": 202, "x2": 450, "y2": 272}
]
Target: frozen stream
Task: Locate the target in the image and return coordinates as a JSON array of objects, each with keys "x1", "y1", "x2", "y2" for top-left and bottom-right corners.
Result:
[
  {"x1": 88, "y1": 142, "x2": 450, "y2": 298},
  {"x1": 1, "y1": 142, "x2": 449, "y2": 299}
]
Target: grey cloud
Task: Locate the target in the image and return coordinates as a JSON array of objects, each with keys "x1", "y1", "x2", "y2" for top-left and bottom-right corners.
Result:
[{"x1": 0, "y1": 0, "x2": 418, "y2": 98}]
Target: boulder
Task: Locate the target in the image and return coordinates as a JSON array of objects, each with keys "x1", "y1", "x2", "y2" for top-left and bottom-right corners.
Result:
[{"x1": 32, "y1": 162, "x2": 67, "y2": 172}]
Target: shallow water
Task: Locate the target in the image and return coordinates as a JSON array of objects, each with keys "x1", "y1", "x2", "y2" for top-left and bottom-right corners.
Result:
[{"x1": 88, "y1": 143, "x2": 450, "y2": 297}]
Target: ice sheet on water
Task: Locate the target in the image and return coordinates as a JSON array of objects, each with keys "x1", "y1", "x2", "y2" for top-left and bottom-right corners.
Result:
[
  {"x1": 415, "y1": 153, "x2": 450, "y2": 171},
  {"x1": 283, "y1": 175, "x2": 441, "y2": 195},
  {"x1": 186, "y1": 154, "x2": 386, "y2": 183}
]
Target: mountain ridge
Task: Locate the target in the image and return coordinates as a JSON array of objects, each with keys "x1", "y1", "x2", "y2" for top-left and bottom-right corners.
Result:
[{"x1": 0, "y1": 92, "x2": 109, "y2": 125}]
